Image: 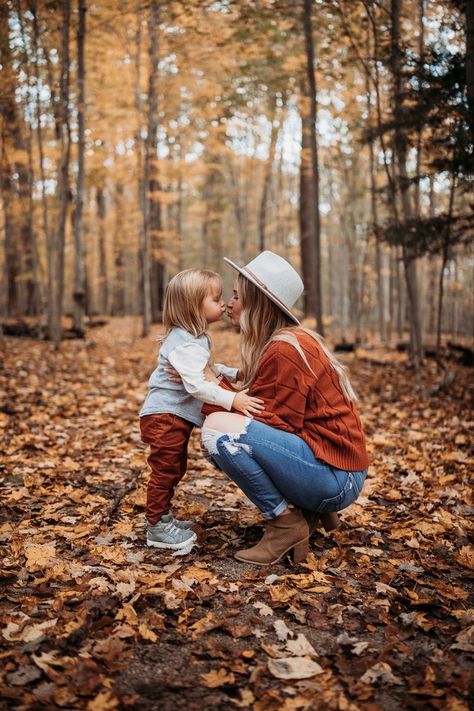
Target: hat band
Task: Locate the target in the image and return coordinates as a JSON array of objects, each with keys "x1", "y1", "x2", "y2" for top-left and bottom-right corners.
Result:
[{"x1": 242, "y1": 266, "x2": 293, "y2": 315}]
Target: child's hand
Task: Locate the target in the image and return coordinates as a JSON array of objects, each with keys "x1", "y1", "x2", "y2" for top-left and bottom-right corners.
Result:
[
  {"x1": 164, "y1": 365, "x2": 182, "y2": 383},
  {"x1": 232, "y1": 389, "x2": 264, "y2": 417}
]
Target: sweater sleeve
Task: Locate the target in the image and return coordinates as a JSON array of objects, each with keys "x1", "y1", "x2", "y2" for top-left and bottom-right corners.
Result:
[
  {"x1": 168, "y1": 342, "x2": 236, "y2": 411},
  {"x1": 250, "y1": 342, "x2": 309, "y2": 433}
]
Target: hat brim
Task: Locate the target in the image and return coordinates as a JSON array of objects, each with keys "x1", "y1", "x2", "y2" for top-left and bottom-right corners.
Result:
[{"x1": 223, "y1": 257, "x2": 300, "y2": 325}]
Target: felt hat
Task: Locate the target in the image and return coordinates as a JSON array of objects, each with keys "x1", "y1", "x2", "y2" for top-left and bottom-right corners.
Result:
[{"x1": 224, "y1": 251, "x2": 304, "y2": 324}]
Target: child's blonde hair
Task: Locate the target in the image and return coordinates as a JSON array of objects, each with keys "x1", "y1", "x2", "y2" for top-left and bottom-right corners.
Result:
[{"x1": 160, "y1": 268, "x2": 222, "y2": 341}]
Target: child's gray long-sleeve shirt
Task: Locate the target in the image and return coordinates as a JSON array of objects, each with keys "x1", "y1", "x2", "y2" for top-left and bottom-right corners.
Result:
[{"x1": 139, "y1": 327, "x2": 238, "y2": 426}]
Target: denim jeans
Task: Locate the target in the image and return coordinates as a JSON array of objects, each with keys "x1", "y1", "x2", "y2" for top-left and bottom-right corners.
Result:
[{"x1": 201, "y1": 419, "x2": 367, "y2": 519}]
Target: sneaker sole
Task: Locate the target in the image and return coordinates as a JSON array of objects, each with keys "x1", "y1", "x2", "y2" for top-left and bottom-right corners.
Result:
[{"x1": 146, "y1": 531, "x2": 197, "y2": 549}]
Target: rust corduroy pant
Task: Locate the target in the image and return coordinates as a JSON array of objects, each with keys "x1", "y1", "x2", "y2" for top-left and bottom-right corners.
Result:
[{"x1": 140, "y1": 413, "x2": 194, "y2": 525}]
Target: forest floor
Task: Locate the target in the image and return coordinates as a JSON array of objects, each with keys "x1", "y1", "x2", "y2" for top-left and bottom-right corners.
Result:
[{"x1": 0, "y1": 317, "x2": 473, "y2": 711}]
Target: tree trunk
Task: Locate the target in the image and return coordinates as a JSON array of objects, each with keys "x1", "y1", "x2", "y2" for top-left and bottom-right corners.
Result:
[
  {"x1": 16, "y1": 0, "x2": 43, "y2": 320},
  {"x1": 299, "y1": 93, "x2": 317, "y2": 319},
  {"x1": 48, "y1": 0, "x2": 71, "y2": 346},
  {"x1": 391, "y1": 0, "x2": 423, "y2": 370},
  {"x1": 258, "y1": 97, "x2": 279, "y2": 252},
  {"x1": 112, "y1": 183, "x2": 125, "y2": 315},
  {"x1": 73, "y1": 0, "x2": 86, "y2": 334},
  {"x1": 133, "y1": 2, "x2": 149, "y2": 330},
  {"x1": 0, "y1": 2, "x2": 35, "y2": 318},
  {"x1": 145, "y1": 0, "x2": 164, "y2": 325},
  {"x1": 32, "y1": 2, "x2": 50, "y2": 333},
  {"x1": 436, "y1": 174, "x2": 456, "y2": 353},
  {"x1": 228, "y1": 160, "x2": 247, "y2": 263},
  {"x1": 365, "y1": 26, "x2": 386, "y2": 342},
  {"x1": 97, "y1": 187, "x2": 108, "y2": 314},
  {"x1": 302, "y1": 0, "x2": 323, "y2": 333},
  {"x1": 0, "y1": 125, "x2": 13, "y2": 333},
  {"x1": 414, "y1": 0, "x2": 425, "y2": 218},
  {"x1": 466, "y1": 0, "x2": 474, "y2": 138}
]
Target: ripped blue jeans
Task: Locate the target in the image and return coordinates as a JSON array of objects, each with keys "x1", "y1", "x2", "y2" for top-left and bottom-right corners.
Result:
[{"x1": 201, "y1": 418, "x2": 367, "y2": 519}]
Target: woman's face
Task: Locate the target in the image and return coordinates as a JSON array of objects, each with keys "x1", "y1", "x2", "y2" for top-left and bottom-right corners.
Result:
[{"x1": 226, "y1": 279, "x2": 242, "y2": 328}]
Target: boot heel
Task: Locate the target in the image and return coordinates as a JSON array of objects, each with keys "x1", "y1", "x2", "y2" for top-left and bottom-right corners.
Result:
[
  {"x1": 292, "y1": 539, "x2": 309, "y2": 564},
  {"x1": 319, "y1": 512, "x2": 340, "y2": 531}
]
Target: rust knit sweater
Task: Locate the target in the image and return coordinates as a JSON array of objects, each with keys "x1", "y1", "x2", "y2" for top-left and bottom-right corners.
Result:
[{"x1": 204, "y1": 328, "x2": 369, "y2": 472}]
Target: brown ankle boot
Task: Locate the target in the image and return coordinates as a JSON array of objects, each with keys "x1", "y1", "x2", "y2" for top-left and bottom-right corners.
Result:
[
  {"x1": 234, "y1": 509, "x2": 310, "y2": 566},
  {"x1": 319, "y1": 512, "x2": 341, "y2": 531},
  {"x1": 303, "y1": 510, "x2": 341, "y2": 533}
]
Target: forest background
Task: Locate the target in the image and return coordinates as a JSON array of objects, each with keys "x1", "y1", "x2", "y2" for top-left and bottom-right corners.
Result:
[
  {"x1": 1, "y1": 1, "x2": 473, "y2": 710},
  {"x1": 1, "y1": 0, "x2": 472, "y2": 353}
]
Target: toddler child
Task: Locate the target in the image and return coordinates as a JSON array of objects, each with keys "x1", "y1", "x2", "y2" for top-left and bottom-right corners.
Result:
[{"x1": 139, "y1": 268, "x2": 264, "y2": 551}]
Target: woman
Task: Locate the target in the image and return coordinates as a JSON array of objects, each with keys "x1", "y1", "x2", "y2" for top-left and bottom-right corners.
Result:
[{"x1": 201, "y1": 251, "x2": 369, "y2": 566}]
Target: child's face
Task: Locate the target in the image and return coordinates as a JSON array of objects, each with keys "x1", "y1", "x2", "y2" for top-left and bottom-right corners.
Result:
[{"x1": 202, "y1": 281, "x2": 225, "y2": 324}]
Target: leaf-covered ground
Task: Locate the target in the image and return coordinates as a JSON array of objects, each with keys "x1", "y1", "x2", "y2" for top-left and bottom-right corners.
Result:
[{"x1": 1, "y1": 317, "x2": 472, "y2": 711}]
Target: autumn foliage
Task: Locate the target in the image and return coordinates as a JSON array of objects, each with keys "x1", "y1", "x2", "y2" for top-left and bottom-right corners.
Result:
[{"x1": 1, "y1": 319, "x2": 472, "y2": 710}]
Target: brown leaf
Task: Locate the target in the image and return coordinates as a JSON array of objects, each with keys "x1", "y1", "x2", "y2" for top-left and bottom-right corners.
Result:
[{"x1": 201, "y1": 668, "x2": 236, "y2": 688}]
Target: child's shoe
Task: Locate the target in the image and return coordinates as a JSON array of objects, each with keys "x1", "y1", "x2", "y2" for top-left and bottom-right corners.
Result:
[
  {"x1": 161, "y1": 511, "x2": 194, "y2": 530},
  {"x1": 147, "y1": 519, "x2": 196, "y2": 550}
]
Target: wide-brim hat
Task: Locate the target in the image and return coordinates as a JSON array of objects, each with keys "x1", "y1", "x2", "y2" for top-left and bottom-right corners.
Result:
[{"x1": 224, "y1": 251, "x2": 303, "y2": 324}]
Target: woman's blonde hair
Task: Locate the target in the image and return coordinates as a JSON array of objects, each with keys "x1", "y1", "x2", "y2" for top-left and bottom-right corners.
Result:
[
  {"x1": 160, "y1": 268, "x2": 222, "y2": 341},
  {"x1": 238, "y1": 275, "x2": 358, "y2": 402}
]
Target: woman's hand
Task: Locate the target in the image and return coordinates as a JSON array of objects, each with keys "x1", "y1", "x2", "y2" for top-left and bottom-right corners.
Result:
[{"x1": 232, "y1": 389, "x2": 264, "y2": 417}]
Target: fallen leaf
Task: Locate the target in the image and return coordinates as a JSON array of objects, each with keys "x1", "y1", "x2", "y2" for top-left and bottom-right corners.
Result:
[
  {"x1": 201, "y1": 668, "x2": 236, "y2": 687},
  {"x1": 285, "y1": 633, "x2": 317, "y2": 657},
  {"x1": 457, "y1": 546, "x2": 474, "y2": 571},
  {"x1": 360, "y1": 662, "x2": 403, "y2": 685},
  {"x1": 267, "y1": 656, "x2": 323, "y2": 680},
  {"x1": 450, "y1": 625, "x2": 474, "y2": 652},
  {"x1": 86, "y1": 690, "x2": 119, "y2": 711},
  {"x1": 3, "y1": 618, "x2": 58, "y2": 642},
  {"x1": 273, "y1": 619, "x2": 293, "y2": 642},
  {"x1": 253, "y1": 601, "x2": 273, "y2": 617}
]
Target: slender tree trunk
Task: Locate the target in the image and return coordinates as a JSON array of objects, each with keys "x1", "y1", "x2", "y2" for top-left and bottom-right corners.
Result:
[
  {"x1": 16, "y1": 0, "x2": 42, "y2": 319},
  {"x1": 426, "y1": 177, "x2": 437, "y2": 336},
  {"x1": 112, "y1": 183, "x2": 125, "y2": 314},
  {"x1": 275, "y1": 143, "x2": 287, "y2": 258},
  {"x1": 466, "y1": 0, "x2": 474, "y2": 138},
  {"x1": 48, "y1": 0, "x2": 71, "y2": 346},
  {"x1": 0, "y1": 2, "x2": 35, "y2": 318},
  {"x1": 73, "y1": 0, "x2": 86, "y2": 333},
  {"x1": 0, "y1": 127, "x2": 13, "y2": 333},
  {"x1": 299, "y1": 92, "x2": 317, "y2": 318},
  {"x1": 146, "y1": 0, "x2": 164, "y2": 324},
  {"x1": 302, "y1": 0, "x2": 323, "y2": 333},
  {"x1": 134, "y1": 2, "x2": 149, "y2": 328},
  {"x1": 32, "y1": 3, "x2": 50, "y2": 332},
  {"x1": 391, "y1": 0, "x2": 423, "y2": 374},
  {"x1": 365, "y1": 26, "x2": 386, "y2": 342},
  {"x1": 97, "y1": 187, "x2": 108, "y2": 314},
  {"x1": 436, "y1": 174, "x2": 456, "y2": 353},
  {"x1": 414, "y1": 0, "x2": 424, "y2": 218},
  {"x1": 258, "y1": 97, "x2": 279, "y2": 251},
  {"x1": 228, "y1": 161, "x2": 246, "y2": 263}
]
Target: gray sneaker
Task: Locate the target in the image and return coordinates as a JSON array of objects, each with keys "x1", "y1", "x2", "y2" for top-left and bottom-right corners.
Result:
[
  {"x1": 161, "y1": 511, "x2": 194, "y2": 530},
  {"x1": 147, "y1": 519, "x2": 197, "y2": 550}
]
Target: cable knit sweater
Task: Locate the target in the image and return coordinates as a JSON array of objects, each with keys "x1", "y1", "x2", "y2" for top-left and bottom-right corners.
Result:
[{"x1": 203, "y1": 328, "x2": 369, "y2": 472}]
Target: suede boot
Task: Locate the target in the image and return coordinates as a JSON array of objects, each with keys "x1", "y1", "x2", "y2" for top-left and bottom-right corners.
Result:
[
  {"x1": 303, "y1": 510, "x2": 341, "y2": 533},
  {"x1": 234, "y1": 509, "x2": 310, "y2": 566}
]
